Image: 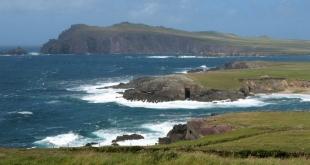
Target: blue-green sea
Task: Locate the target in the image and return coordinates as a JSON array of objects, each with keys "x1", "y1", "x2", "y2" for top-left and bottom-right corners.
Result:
[{"x1": 1, "y1": 52, "x2": 310, "y2": 148}]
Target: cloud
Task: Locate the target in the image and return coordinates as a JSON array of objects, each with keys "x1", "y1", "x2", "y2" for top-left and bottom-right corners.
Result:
[
  {"x1": 128, "y1": 0, "x2": 194, "y2": 24},
  {"x1": 129, "y1": 1, "x2": 160, "y2": 19}
]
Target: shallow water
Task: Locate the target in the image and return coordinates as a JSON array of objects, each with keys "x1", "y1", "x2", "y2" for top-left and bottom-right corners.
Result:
[{"x1": 1, "y1": 54, "x2": 310, "y2": 148}]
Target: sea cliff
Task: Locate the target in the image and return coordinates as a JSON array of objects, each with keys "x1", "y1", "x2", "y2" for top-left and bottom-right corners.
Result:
[{"x1": 41, "y1": 22, "x2": 310, "y2": 55}]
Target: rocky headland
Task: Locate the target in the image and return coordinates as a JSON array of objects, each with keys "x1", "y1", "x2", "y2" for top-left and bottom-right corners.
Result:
[{"x1": 41, "y1": 22, "x2": 310, "y2": 55}]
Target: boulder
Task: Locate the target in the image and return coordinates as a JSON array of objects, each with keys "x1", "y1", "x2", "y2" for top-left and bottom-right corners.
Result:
[
  {"x1": 187, "y1": 68, "x2": 205, "y2": 73},
  {"x1": 85, "y1": 142, "x2": 98, "y2": 147},
  {"x1": 186, "y1": 119, "x2": 233, "y2": 140},
  {"x1": 158, "y1": 124, "x2": 187, "y2": 144},
  {"x1": 159, "y1": 119, "x2": 233, "y2": 144}
]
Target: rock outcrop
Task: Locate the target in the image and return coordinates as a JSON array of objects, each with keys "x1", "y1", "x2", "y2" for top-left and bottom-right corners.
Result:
[
  {"x1": 112, "y1": 134, "x2": 144, "y2": 143},
  {"x1": 222, "y1": 61, "x2": 269, "y2": 70},
  {"x1": 158, "y1": 124, "x2": 187, "y2": 144},
  {"x1": 159, "y1": 119, "x2": 233, "y2": 144},
  {"x1": 186, "y1": 119, "x2": 233, "y2": 140},
  {"x1": 113, "y1": 75, "x2": 247, "y2": 102},
  {"x1": 240, "y1": 77, "x2": 310, "y2": 93}
]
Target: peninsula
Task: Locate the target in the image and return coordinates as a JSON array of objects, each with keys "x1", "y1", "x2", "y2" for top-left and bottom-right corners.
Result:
[{"x1": 41, "y1": 22, "x2": 310, "y2": 55}]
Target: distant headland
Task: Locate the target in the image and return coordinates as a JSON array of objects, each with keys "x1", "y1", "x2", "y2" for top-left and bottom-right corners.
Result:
[{"x1": 41, "y1": 22, "x2": 310, "y2": 55}]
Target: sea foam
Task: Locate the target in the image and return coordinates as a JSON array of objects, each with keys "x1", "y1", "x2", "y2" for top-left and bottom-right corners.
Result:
[
  {"x1": 34, "y1": 132, "x2": 91, "y2": 148},
  {"x1": 77, "y1": 83, "x2": 268, "y2": 109},
  {"x1": 8, "y1": 111, "x2": 33, "y2": 115},
  {"x1": 256, "y1": 93, "x2": 310, "y2": 102},
  {"x1": 17, "y1": 111, "x2": 33, "y2": 115}
]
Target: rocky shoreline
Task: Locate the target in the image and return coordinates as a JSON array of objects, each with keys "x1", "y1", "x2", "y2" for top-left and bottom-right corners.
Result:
[
  {"x1": 110, "y1": 61, "x2": 310, "y2": 104},
  {"x1": 106, "y1": 61, "x2": 310, "y2": 145}
]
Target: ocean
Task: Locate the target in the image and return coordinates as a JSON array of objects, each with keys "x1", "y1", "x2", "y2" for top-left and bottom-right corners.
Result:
[{"x1": 1, "y1": 53, "x2": 310, "y2": 148}]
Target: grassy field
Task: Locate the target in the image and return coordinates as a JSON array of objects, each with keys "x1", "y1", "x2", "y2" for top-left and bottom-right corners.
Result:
[
  {"x1": 187, "y1": 62, "x2": 310, "y2": 90},
  {"x1": 0, "y1": 149, "x2": 309, "y2": 165},
  {"x1": 1, "y1": 112, "x2": 310, "y2": 164}
]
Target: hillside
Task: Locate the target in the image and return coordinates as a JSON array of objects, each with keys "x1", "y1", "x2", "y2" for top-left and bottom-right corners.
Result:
[
  {"x1": 1, "y1": 112, "x2": 310, "y2": 164},
  {"x1": 41, "y1": 22, "x2": 310, "y2": 55}
]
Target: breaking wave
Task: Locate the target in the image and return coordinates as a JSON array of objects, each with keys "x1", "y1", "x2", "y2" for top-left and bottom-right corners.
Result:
[
  {"x1": 34, "y1": 120, "x2": 182, "y2": 148},
  {"x1": 34, "y1": 132, "x2": 91, "y2": 148},
  {"x1": 8, "y1": 111, "x2": 33, "y2": 115},
  {"x1": 70, "y1": 80, "x2": 269, "y2": 109}
]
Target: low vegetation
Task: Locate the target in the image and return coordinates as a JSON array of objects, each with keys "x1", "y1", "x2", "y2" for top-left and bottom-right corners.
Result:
[{"x1": 188, "y1": 62, "x2": 310, "y2": 90}]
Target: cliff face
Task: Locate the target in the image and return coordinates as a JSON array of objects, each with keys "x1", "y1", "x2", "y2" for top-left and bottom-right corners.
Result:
[
  {"x1": 41, "y1": 24, "x2": 238, "y2": 55},
  {"x1": 41, "y1": 22, "x2": 310, "y2": 55}
]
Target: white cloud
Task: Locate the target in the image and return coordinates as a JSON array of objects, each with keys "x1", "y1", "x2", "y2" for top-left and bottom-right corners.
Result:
[
  {"x1": 128, "y1": 0, "x2": 192, "y2": 24},
  {"x1": 129, "y1": 1, "x2": 160, "y2": 18}
]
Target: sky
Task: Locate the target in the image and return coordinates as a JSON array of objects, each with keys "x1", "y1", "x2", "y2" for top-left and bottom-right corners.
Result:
[{"x1": 0, "y1": 0, "x2": 309, "y2": 46}]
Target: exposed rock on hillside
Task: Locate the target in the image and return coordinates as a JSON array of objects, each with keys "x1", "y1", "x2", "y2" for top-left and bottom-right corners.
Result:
[
  {"x1": 159, "y1": 118, "x2": 233, "y2": 144},
  {"x1": 240, "y1": 77, "x2": 310, "y2": 93},
  {"x1": 159, "y1": 124, "x2": 187, "y2": 144},
  {"x1": 222, "y1": 61, "x2": 269, "y2": 70}
]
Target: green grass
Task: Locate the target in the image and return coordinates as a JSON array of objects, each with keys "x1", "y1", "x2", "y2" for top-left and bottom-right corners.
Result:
[
  {"x1": 0, "y1": 148, "x2": 309, "y2": 165},
  {"x1": 188, "y1": 62, "x2": 310, "y2": 90},
  {"x1": 164, "y1": 112, "x2": 310, "y2": 151},
  {"x1": 1, "y1": 112, "x2": 310, "y2": 164}
]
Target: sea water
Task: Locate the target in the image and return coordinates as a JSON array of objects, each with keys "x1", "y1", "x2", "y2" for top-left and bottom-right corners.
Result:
[{"x1": 1, "y1": 53, "x2": 310, "y2": 148}]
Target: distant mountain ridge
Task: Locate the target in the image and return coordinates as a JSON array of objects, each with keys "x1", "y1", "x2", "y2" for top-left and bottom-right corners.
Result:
[{"x1": 41, "y1": 22, "x2": 310, "y2": 55}]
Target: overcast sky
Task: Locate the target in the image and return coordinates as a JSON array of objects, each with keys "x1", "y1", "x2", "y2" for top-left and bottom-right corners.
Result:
[{"x1": 0, "y1": 0, "x2": 309, "y2": 46}]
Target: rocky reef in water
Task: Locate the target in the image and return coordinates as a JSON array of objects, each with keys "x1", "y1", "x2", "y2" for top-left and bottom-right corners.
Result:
[{"x1": 0, "y1": 47, "x2": 27, "y2": 56}]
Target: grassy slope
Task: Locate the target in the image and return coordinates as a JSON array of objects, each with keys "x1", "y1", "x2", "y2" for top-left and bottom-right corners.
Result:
[
  {"x1": 70, "y1": 22, "x2": 310, "y2": 55},
  {"x1": 1, "y1": 112, "x2": 310, "y2": 165},
  {"x1": 167, "y1": 112, "x2": 310, "y2": 152},
  {"x1": 187, "y1": 62, "x2": 310, "y2": 90}
]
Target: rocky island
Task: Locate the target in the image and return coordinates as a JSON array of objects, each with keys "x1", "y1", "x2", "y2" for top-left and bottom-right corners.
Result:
[
  {"x1": 41, "y1": 22, "x2": 310, "y2": 55},
  {"x1": 0, "y1": 47, "x2": 27, "y2": 56}
]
